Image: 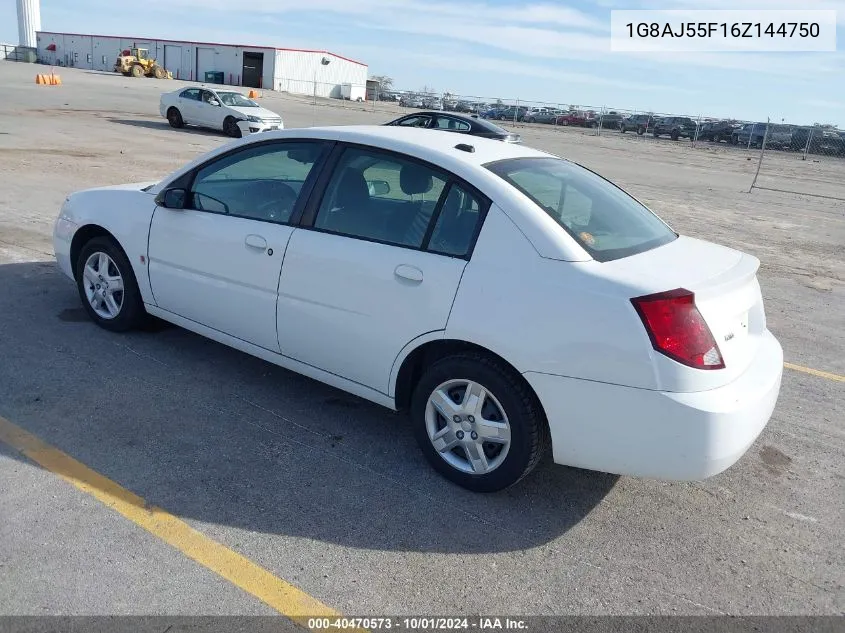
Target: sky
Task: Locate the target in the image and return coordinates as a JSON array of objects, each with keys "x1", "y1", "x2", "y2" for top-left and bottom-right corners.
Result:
[{"x1": 2, "y1": 0, "x2": 843, "y2": 125}]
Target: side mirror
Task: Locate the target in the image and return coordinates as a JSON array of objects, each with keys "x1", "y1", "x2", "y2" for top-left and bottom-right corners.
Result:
[
  {"x1": 156, "y1": 187, "x2": 188, "y2": 209},
  {"x1": 367, "y1": 180, "x2": 390, "y2": 196}
]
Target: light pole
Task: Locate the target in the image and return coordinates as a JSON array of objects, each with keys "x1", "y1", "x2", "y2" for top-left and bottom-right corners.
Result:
[{"x1": 312, "y1": 56, "x2": 331, "y2": 125}]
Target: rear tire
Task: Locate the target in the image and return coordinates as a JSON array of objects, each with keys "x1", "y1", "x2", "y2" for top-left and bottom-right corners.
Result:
[
  {"x1": 167, "y1": 107, "x2": 184, "y2": 128},
  {"x1": 410, "y1": 352, "x2": 548, "y2": 493},
  {"x1": 671, "y1": 130, "x2": 679, "y2": 141},
  {"x1": 75, "y1": 236, "x2": 145, "y2": 333}
]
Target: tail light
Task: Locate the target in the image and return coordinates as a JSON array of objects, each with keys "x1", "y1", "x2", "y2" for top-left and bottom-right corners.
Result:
[{"x1": 631, "y1": 288, "x2": 725, "y2": 370}]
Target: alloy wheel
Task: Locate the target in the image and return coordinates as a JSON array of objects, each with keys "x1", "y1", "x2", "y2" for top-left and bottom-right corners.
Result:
[
  {"x1": 425, "y1": 379, "x2": 511, "y2": 475},
  {"x1": 82, "y1": 251, "x2": 124, "y2": 319}
]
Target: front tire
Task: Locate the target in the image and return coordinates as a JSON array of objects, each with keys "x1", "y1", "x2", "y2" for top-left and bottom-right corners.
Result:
[
  {"x1": 410, "y1": 353, "x2": 547, "y2": 492},
  {"x1": 224, "y1": 116, "x2": 242, "y2": 138},
  {"x1": 130, "y1": 64, "x2": 144, "y2": 78},
  {"x1": 75, "y1": 236, "x2": 145, "y2": 332}
]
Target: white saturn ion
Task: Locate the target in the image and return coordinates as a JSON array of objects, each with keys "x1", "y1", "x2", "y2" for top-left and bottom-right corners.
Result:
[
  {"x1": 53, "y1": 126, "x2": 783, "y2": 492},
  {"x1": 159, "y1": 86, "x2": 284, "y2": 138}
]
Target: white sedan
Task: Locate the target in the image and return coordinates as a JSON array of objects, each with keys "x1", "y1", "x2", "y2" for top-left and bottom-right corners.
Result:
[
  {"x1": 159, "y1": 86, "x2": 284, "y2": 138},
  {"x1": 52, "y1": 126, "x2": 783, "y2": 492}
]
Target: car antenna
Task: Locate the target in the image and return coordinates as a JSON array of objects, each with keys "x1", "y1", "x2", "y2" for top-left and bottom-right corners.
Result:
[{"x1": 455, "y1": 143, "x2": 475, "y2": 153}]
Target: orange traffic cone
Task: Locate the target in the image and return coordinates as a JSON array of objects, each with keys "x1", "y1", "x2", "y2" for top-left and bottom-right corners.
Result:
[
  {"x1": 248, "y1": 89, "x2": 259, "y2": 98},
  {"x1": 50, "y1": 74, "x2": 62, "y2": 85}
]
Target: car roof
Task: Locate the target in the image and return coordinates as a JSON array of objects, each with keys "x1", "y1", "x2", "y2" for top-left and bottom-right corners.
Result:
[
  {"x1": 287, "y1": 125, "x2": 548, "y2": 165},
  {"x1": 391, "y1": 111, "x2": 512, "y2": 134}
]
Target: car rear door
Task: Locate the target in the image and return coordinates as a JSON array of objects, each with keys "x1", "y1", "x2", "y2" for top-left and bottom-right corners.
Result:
[
  {"x1": 276, "y1": 144, "x2": 488, "y2": 394},
  {"x1": 177, "y1": 88, "x2": 201, "y2": 124},
  {"x1": 147, "y1": 140, "x2": 330, "y2": 351}
]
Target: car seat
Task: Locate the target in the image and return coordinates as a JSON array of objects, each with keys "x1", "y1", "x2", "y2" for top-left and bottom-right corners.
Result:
[{"x1": 319, "y1": 169, "x2": 371, "y2": 235}]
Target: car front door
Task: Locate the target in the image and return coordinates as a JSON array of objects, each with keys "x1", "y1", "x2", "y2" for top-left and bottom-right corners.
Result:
[
  {"x1": 276, "y1": 144, "x2": 487, "y2": 393},
  {"x1": 147, "y1": 140, "x2": 330, "y2": 351},
  {"x1": 195, "y1": 89, "x2": 223, "y2": 128}
]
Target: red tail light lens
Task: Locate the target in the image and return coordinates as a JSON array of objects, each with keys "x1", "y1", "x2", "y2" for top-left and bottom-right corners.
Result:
[{"x1": 631, "y1": 288, "x2": 725, "y2": 370}]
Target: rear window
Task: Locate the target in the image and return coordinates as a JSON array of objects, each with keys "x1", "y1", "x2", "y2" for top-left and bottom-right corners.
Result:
[{"x1": 486, "y1": 157, "x2": 677, "y2": 262}]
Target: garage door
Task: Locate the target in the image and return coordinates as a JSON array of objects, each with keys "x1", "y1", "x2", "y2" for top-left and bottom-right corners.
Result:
[
  {"x1": 164, "y1": 45, "x2": 182, "y2": 78},
  {"x1": 196, "y1": 47, "x2": 216, "y2": 82}
]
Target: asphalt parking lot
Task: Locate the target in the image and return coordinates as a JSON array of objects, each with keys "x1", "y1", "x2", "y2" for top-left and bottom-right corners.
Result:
[{"x1": 0, "y1": 62, "x2": 843, "y2": 620}]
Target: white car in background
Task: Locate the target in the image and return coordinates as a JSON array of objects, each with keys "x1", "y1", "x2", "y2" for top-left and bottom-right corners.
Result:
[
  {"x1": 52, "y1": 126, "x2": 783, "y2": 493},
  {"x1": 159, "y1": 86, "x2": 284, "y2": 138}
]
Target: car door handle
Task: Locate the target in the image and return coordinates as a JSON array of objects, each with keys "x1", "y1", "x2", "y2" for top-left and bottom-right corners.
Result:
[
  {"x1": 394, "y1": 264, "x2": 423, "y2": 283},
  {"x1": 245, "y1": 234, "x2": 267, "y2": 250}
]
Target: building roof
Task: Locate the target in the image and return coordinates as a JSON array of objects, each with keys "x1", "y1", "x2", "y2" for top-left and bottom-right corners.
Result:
[{"x1": 35, "y1": 31, "x2": 367, "y2": 67}]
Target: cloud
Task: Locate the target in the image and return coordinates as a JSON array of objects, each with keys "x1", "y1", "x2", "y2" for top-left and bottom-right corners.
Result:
[
  {"x1": 363, "y1": 47, "x2": 697, "y2": 98},
  {"x1": 803, "y1": 98, "x2": 845, "y2": 108},
  {"x1": 145, "y1": 0, "x2": 607, "y2": 31},
  {"x1": 599, "y1": 0, "x2": 845, "y2": 26}
]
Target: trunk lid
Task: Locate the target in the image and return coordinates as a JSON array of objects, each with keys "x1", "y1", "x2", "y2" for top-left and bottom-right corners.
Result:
[{"x1": 603, "y1": 235, "x2": 766, "y2": 391}]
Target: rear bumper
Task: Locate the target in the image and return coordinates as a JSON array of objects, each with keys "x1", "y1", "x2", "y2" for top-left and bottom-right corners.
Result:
[{"x1": 524, "y1": 329, "x2": 783, "y2": 481}]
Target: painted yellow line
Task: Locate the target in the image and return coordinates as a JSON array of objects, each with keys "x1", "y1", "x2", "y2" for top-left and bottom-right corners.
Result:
[
  {"x1": 784, "y1": 362, "x2": 845, "y2": 383},
  {"x1": 0, "y1": 415, "x2": 348, "y2": 630}
]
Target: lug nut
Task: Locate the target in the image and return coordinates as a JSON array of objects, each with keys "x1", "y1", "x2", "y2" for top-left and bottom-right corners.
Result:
[
  {"x1": 467, "y1": 415, "x2": 475, "y2": 423},
  {"x1": 452, "y1": 415, "x2": 461, "y2": 423},
  {"x1": 471, "y1": 431, "x2": 478, "y2": 440},
  {"x1": 456, "y1": 430, "x2": 465, "y2": 440}
]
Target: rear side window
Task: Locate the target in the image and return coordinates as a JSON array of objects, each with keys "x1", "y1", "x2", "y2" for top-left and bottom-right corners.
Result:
[
  {"x1": 433, "y1": 116, "x2": 471, "y2": 132},
  {"x1": 487, "y1": 157, "x2": 677, "y2": 262},
  {"x1": 428, "y1": 184, "x2": 483, "y2": 257}
]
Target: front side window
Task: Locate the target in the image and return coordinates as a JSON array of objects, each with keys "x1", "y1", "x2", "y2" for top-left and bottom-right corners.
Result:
[
  {"x1": 487, "y1": 157, "x2": 677, "y2": 262},
  {"x1": 396, "y1": 115, "x2": 431, "y2": 128},
  {"x1": 200, "y1": 90, "x2": 217, "y2": 105},
  {"x1": 314, "y1": 147, "x2": 447, "y2": 248},
  {"x1": 190, "y1": 142, "x2": 325, "y2": 223}
]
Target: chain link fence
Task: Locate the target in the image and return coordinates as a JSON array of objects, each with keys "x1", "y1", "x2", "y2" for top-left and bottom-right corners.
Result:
[
  {"x1": 271, "y1": 78, "x2": 843, "y2": 200},
  {"x1": 748, "y1": 120, "x2": 845, "y2": 200}
]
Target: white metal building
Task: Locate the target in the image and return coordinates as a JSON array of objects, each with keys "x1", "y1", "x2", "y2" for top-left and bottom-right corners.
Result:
[{"x1": 34, "y1": 31, "x2": 369, "y2": 98}]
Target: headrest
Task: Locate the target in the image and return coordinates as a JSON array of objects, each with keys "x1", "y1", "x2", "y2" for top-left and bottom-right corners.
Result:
[{"x1": 400, "y1": 165, "x2": 433, "y2": 196}]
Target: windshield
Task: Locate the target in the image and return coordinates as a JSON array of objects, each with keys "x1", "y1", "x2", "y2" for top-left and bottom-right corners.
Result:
[
  {"x1": 486, "y1": 157, "x2": 677, "y2": 262},
  {"x1": 216, "y1": 92, "x2": 259, "y2": 107}
]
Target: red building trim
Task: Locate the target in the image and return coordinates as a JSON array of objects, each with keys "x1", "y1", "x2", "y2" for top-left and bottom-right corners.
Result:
[{"x1": 35, "y1": 31, "x2": 367, "y2": 67}]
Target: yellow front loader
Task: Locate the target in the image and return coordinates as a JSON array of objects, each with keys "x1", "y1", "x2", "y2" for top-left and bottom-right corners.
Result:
[{"x1": 114, "y1": 47, "x2": 171, "y2": 79}]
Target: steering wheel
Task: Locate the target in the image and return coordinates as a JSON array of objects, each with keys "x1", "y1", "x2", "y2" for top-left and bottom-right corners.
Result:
[{"x1": 252, "y1": 181, "x2": 298, "y2": 222}]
